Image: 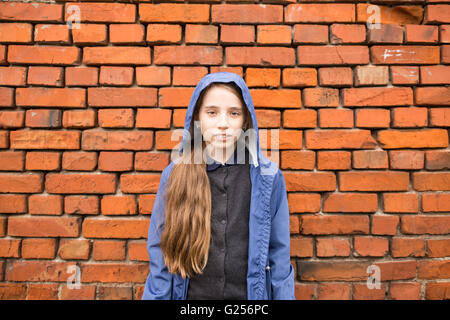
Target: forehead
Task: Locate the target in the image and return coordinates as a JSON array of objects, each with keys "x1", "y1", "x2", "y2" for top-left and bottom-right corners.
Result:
[{"x1": 200, "y1": 86, "x2": 243, "y2": 109}]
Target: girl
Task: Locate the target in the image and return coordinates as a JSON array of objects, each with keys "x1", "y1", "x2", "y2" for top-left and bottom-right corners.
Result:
[{"x1": 142, "y1": 72, "x2": 295, "y2": 300}]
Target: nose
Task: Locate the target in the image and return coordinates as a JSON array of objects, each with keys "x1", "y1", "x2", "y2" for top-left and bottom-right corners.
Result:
[{"x1": 217, "y1": 113, "x2": 229, "y2": 129}]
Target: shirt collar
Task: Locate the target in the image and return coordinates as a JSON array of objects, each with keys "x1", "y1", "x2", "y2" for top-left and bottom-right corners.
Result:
[{"x1": 206, "y1": 147, "x2": 249, "y2": 171}]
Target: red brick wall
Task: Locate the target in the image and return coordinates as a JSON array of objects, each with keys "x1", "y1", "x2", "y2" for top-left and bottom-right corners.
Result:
[{"x1": 0, "y1": 0, "x2": 449, "y2": 300}]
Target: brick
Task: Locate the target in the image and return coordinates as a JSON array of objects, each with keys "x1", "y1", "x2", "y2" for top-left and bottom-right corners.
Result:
[
  {"x1": 254, "y1": 110, "x2": 281, "y2": 128},
  {"x1": 425, "y1": 282, "x2": 450, "y2": 300},
  {"x1": 173, "y1": 109, "x2": 187, "y2": 127},
  {"x1": 353, "y1": 283, "x2": 386, "y2": 300},
  {"x1": 371, "y1": 46, "x2": 440, "y2": 64},
  {"x1": 82, "y1": 218, "x2": 149, "y2": 239},
  {"x1": 282, "y1": 151, "x2": 315, "y2": 170},
  {"x1": 427, "y1": 239, "x2": 450, "y2": 258},
  {"x1": 250, "y1": 89, "x2": 301, "y2": 108},
  {"x1": 146, "y1": 24, "x2": 182, "y2": 44},
  {"x1": 65, "y1": 67, "x2": 98, "y2": 86},
  {"x1": 82, "y1": 129, "x2": 152, "y2": 151},
  {"x1": 418, "y1": 260, "x2": 450, "y2": 280},
  {"x1": 65, "y1": 3, "x2": 135, "y2": 23},
  {"x1": 72, "y1": 24, "x2": 107, "y2": 44},
  {"x1": 425, "y1": 150, "x2": 450, "y2": 170},
  {"x1": 390, "y1": 149, "x2": 425, "y2": 171},
  {"x1": 260, "y1": 130, "x2": 302, "y2": 150},
  {"x1": 355, "y1": 109, "x2": 390, "y2": 128},
  {"x1": 0, "y1": 87, "x2": 13, "y2": 107},
  {"x1": 0, "y1": 283, "x2": 27, "y2": 299},
  {"x1": 0, "y1": 66, "x2": 27, "y2": 85},
  {"x1": 11, "y1": 130, "x2": 80, "y2": 149},
  {"x1": 390, "y1": 283, "x2": 421, "y2": 300},
  {"x1": 318, "y1": 67, "x2": 353, "y2": 87},
  {"x1": 80, "y1": 263, "x2": 148, "y2": 283},
  {"x1": 318, "y1": 283, "x2": 351, "y2": 300},
  {"x1": 344, "y1": 87, "x2": 413, "y2": 107},
  {"x1": 93, "y1": 240, "x2": 126, "y2": 261},
  {"x1": 257, "y1": 25, "x2": 291, "y2": 44},
  {"x1": 8, "y1": 45, "x2": 79, "y2": 64},
  {"x1": 25, "y1": 109, "x2": 61, "y2": 128},
  {"x1": 136, "y1": 109, "x2": 171, "y2": 129},
  {"x1": 357, "y1": 4, "x2": 423, "y2": 25},
  {"x1": 295, "y1": 284, "x2": 314, "y2": 300},
  {"x1": 282, "y1": 68, "x2": 317, "y2": 87},
  {"x1": 27, "y1": 66, "x2": 63, "y2": 86},
  {"x1": 0, "y1": 195, "x2": 26, "y2": 213},
  {"x1": 16, "y1": 87, "x2": 85, "y2": 108},
  {"x1": 392, "y1": 107, "x2": 427, "y2": 128},
  {"x1": 26, "y1": 151, "x2": 60, "y2": 171},
  {"x1": 316, "y1": 238, "x2": 351, "y2": 257},
  {"x1": 286, "y1": 4, "x2": 355, "y2": 23},
  {"x1": 0, "y1": 111, "x2": 24, "y2": 128},
  {"x1": 138, "y1": 195, "x2": 156, "y2": 215},
  {"x1": 22, "y1": 239, "x2": 57, "y2": 259},
  {"x1": 284, "y1": 172, "x2": 336, "y2": 192},
  {"x1": 154, "y1": 46, "x2": 222, "y2": 65},
  {"x1": 140, "y1": 4, "x2": 209, "y2": 23},
  {"x1": 0, "y1": 239, "x2": 20, "y2": 258},
  {"x1": 245, "y1": 68, "x2": 280, "y2": 87},
  {"x1": 101, "y1": 195, "x2": 137, "y2": 215},
  {"x1": 293, "y1": 25, "x2": 328, "y2": 43},
  {"x1": 406, "y1": 24, "x2": 438, "y2": 43},
  {"x1": 99, "y1": 66, "x2": 134, "y2": 86},
  {"x1": 98, "y1": 151, "x2": 133, "y2": 172},
  {"x1": 226, "y1": 47, "x2": 295, "y2": 66},
  {"x1": 62, "y1": 151, "x2": 97, "y2": 171},
  {"x1": 368, "y1": 24, "x2": 404, "y2": 44},
  {"x1": 173, "y1": 67, "x2": 208, "y2": 86},
  {"x1": 34, "y1": 24, "x2": 69, "y2": 43},
  {"x1": 135, "y1": 152, "x2": 169, "y2": 172},
  {"x1": 158, "y1": 87, "x2": 196, "y2": 107},
  {"x1": 29, "y1": 194, "x2": 63, "y2": 215},
  {"x1": 186, "y1": 24, "x2": 218, "y2": 44},
  {"x1": 340, "y1": 171, "x2": 409, "y2": 191},
  {"x1": 443, "y1": 45, "x2": 450, "y2": 63},
  {"x1": 64, "y1": 195, "x2": 99, "y2": 215},
  {"x1": 58, "y1": 239, "x2": 90, "y2": 260},
  {"x1": 423, "y1": 193, "x2": 450, "y2": 213},
  {"x1": 8, "y1": 216, "x2": 79, "y2": 237},
  {"x1": 378, "y1": 129, "x2": 448, "y2": 149},
  {"x1": 371, "y1": 215, "x2": 399, "y2": 235},
  {"x1": 0, "y1": 2, "x2": 62, "y2": 22},
  {"x1": 27, "y1": 284, "x2": 59, "y2": 300},
  {"x1": 415, "y1": 87, "x2": 450, "y2": 105},
  {"x1": 391, "y1": 66, "x2": 419, "y2": 85},
  {"x1": 441, "y1": 25, "x2": 450, "y2": 43},
  {"x1": 0, "y1": 173, "x2": 42, "y2": 193},
  {"x1": 306, "y1": 130, "x2": 377, "y2": 149},
  {"x1": 129, "y1": 241, "x2": 149, "y2": 262},
  {"x1": 413, "y1": 172, "x2": 450, "y2": 191},
  {"x1": 98, "y1": 286, "x2": 132, "y2": 300},
  {"x1": 120, "y1": 174, "x2": 161, "y2": 193},
  {"x1": 355, "y1": 66, "x2": 389, "y2": 86},
  {"x1": 98, "y1": 109, "x2": 134, "y2": 128},
  {"x1": 0, "y1": 45, "x2": 5, "y2": 64},
  {"x1": 156, "y1": 130, "x2": 181, "y2": 150},
  {"x1": 391, "y1": 238, "x2": 425, "y2": 258},
  {"x1": 60, "y1": 285, "x2": 96, "y2": 300},
  {"x1": 354, "y1": 236, "x2": 389, "y2": 257},
  {"x1": 84, "y1": 47, "x2": 150, "y2": 65},
  {"x1": 89, "y1": 87, "x2": 157, "y2": 107},
  {"x1": 0, "y1": 130, "x2": 8, "y2": 147},
  {"x1": 297, "y1": 261, "x2": 369, "y2": 281},
  {"x1": 331, "y1": 24, "x2": 366, "y2": 44},
  {"x1": 424, "y1": 5, "x2": 450, "y2": 24},
  {"x1": 0, "y1": 151, "x2": 24, "y2": 171},
  {"x1": 352, "y1": 150, "x2": 388, "y2": 169},
  {"x1": 46, "y1": 173, "x2": 116, "y2": 194},
  {"x1": 110, "y1": 24, "x2": 144, "y2": 44},
  {"x1": 317, "y1": 151, "x2": 351, "y2": 170},
  {"x1": 212, "y1": 4, "x2": 283, "y2": 24},
  {"x1": 303, "y1": 88, "x2": 339, "y2": 107},
  {"x1": 401, "y1": 216, "x2": 450, "y2": 235},
  {"x1": 298, "y1": 46, "x2": 369, "y2": 65},
  {"x1": 62, "y1": 110, "x2": 95, "y2": 129},
  {"x1": 420, "y1": 65, "x2": 450, "y2": 84},
  {"x1": 6, "y1": 260, "x2": 74, "y2": 282},
  {"x1": 220, "y1": 25, "x2": 254, "y2": 44},
  {"x1": 323, "y1": 193, "x2": 377, "y2": 213},
  {"x1": 136, "y1": 66, "x2": 171, "y2": 86},
  {"x1": 291, "y1": 237, "x2": 313, "y2": 258}
]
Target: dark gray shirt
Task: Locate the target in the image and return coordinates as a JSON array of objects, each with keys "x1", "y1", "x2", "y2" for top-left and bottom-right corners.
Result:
[{"x1": 186, "y1": 147, "x2": 251, "y2": 300}]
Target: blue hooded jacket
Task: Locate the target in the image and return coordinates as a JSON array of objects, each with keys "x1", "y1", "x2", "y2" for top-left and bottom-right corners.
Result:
[{"x1": 142, "y1": 72, "x2": 295, "y2": 300}]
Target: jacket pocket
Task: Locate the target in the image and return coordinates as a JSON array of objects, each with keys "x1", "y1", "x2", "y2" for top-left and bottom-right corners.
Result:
[{"x1": 265, "y1": 265, "x2": 272, "y2": 300}]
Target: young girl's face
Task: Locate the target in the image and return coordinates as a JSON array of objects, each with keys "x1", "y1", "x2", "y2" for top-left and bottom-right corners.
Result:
[{"x1": 197, "y1": 85, "x2": 245, "y2": 153}]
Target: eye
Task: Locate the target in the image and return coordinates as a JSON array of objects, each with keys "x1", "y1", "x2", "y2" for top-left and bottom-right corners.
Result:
[
  {"x1": 206, "y1": 111, "x2": 216, "y2": 116},
  {"x1": 231, "y1": 111, "x2": 241, "y2": 116}
]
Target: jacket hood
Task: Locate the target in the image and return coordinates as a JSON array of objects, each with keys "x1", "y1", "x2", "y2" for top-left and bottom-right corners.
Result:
[{"x1": 178, "y1": 72, "x2": 268, "y2": 168}]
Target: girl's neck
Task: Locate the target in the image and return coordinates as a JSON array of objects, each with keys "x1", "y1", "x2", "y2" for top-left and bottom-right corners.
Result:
[{"x1": 207, "y1": 144, "x2": 236, "y2": 165}]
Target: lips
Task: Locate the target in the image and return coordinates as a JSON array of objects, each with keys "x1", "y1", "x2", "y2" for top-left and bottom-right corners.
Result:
[{"x1": 213, "y1": 134, "x2": 232, "y2": 142}]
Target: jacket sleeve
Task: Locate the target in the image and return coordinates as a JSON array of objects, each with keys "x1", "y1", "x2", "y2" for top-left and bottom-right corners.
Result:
[
  {"x1": 268, "y1": 169, "x2": 296, "y2": 300},
  {"x1": 142, "y1": 166, "x2": 173, "y2": 300}
]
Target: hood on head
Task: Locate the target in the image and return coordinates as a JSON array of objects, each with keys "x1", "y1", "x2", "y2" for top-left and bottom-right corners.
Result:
[{"x1": 178, "y1": 72, "x2": 268, "y2": 168}]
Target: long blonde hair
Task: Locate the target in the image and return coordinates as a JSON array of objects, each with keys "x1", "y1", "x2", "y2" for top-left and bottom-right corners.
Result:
[{"x1": 160, "y1": 82, "x2": 252, "y2": 279}]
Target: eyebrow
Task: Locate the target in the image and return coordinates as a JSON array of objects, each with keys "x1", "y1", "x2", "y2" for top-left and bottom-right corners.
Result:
[{"x1": 203, "y1": 105, "x2": 243, "y2": 110}]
